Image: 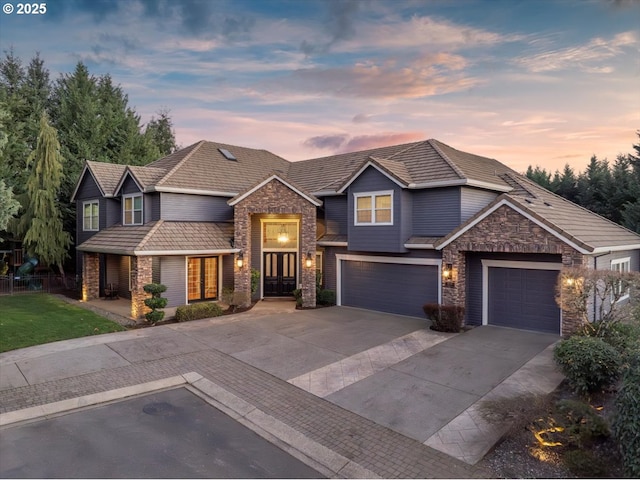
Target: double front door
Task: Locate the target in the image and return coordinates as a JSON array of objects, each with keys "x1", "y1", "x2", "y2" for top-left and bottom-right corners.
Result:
[
  {"x1": 188, "y1": 257, "x2": 218, "y2": 302},
  {"x1": 264, "y1": 252, "x2": 296, "y2": 296}
]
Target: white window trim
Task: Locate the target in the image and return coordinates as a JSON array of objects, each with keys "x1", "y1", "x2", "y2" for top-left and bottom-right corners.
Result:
[
  {"x1": 353, "y1": 190, "x2": 394, "y2": 226},
  {"x1": 611, "y1": 257, "x2": 631, "y2": 302},
  {"x1": 82, "y1": 200, "x2": 99, "y2": 231},
  {"x1": 123, "y1": 193, "x2": 143, "y2": 226}
]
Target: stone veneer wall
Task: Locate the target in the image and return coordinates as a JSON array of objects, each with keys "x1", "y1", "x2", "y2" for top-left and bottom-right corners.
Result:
[
  {"x1": 233, "y1": 178, "x2": 317, "y2": 308},
  {"x1": 82, "y1": 252, "x2": 100, "y2": 301},
  {"x1": 441, "y1": 204, "x2": 587, "y2": 336},
  {"x1": 130, "y1": 256, "x2": 153, "y2": 319}
]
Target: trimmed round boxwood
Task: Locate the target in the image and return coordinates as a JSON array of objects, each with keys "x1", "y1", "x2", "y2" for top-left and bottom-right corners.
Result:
[{"x1": 553, "y1": 336, "x2": 622, "y2": 395}]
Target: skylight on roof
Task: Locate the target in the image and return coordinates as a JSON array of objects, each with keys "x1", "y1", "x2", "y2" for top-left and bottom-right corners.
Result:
[{"x1": 219, "y1": 148, "x2": 237, "y2": 161}]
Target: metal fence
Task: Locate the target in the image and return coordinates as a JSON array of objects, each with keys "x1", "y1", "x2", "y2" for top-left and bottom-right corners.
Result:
[{"x1": 0, "y1": 274, "x2": 75, "y2": 295}]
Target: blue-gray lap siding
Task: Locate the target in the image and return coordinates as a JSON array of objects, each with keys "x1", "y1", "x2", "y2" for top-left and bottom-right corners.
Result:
[
  {"x1": 160, "y1": 193, "x2": 233, "y2": 222},
  {"x1": 341, "y1": 260, "x2": 439, "y2": 318},
  {"x1": 589, "y1": 249, "x2": 640, "y2": 321},
  {"x1": 411, "y1": 187, "x2": 461, "y2": 237},
  {"x1": 160, "y1": 256, "x2": 186, "y2": 307},
  {"x1": 347, "y1": 167, "x2": 407, "y2": 253},
  {"x1": 466, "y1": 253, "x2": 561, "y2": 333},
  {"x1": 323, "y1": 196, "x2": 348, "y2": 235}
]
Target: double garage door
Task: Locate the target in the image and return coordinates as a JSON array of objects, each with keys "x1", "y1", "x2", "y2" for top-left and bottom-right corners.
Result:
[
  {"x1": 486, "y1": 263, "x2": 561, "y2": 334},
  {"x1": 339, "y1": 258, "x2": 439, "y2": 318}
]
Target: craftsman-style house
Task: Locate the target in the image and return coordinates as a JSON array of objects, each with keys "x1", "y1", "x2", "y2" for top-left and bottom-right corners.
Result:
[{"x1": 72, "y1": 139, "x2": 640, "y2": 335}]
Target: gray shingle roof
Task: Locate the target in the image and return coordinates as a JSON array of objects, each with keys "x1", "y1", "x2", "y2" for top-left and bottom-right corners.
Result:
[
  {"x1": 85, "y1": 161, "x2": 128, "y2": 196},
  {"x1": 503, "y1": 174, "x2": 640, "y2": 251},
  {"x1": 77, "y1": 221, "x2": 235, "y2": 255},
  {"x1": 154, "y1": 141, "x2": 291, "y2": 194},
  {"x1": 83, "y1": 138, "x2": 640, "y2": 253}
]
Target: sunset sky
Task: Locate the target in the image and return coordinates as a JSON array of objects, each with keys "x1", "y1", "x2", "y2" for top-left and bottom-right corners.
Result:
[{"x1": 1, "y1": 0, "x2": 638, "y2": 173}]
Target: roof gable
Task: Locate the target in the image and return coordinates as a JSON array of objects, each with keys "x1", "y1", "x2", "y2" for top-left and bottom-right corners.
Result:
[
  {"x1": 337, "y1": 158, "x2": 410, "y2": 192},
  {"x1": 228, "y1": 174, "x2": 322, "y2": 207}
]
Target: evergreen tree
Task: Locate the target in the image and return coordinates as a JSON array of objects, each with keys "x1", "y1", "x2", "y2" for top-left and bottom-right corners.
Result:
[
  {"x1": 606, "y1": 155, "x2": 634, "y2": 225},
  {"x1": 0, "y1": 49, "x2": 29, "y2": 193},
  {"x1": 577, "y1": 156, "x2": 612, "y2": 219},
  {"x1": 51, "y1": 62, "x2": 161, "y2": 234},
  {"x1": 145, "y1": 107, "x2": 178, "y2": 156},
  {"x1": 622, "y1": 132, "x2": 640, "y2": 233},
  {"x1": 15, "y1": 112, "x2": 71, "y2": 274},
  {"x1": 553, "y1": 164, "x2": 579, "y2": 203},
  {"x1": 0, "y1": 105, "x2": 20, "y2": 239},
  {"x1": 0, "y1": 180, "x2": 19, "y2": 239},
  {"x1": 525, "y1": 165, "x2": 552, "y2": 190}
]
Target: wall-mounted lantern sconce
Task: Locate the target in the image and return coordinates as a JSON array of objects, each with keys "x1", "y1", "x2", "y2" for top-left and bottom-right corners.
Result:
[
  {"x1": 443, "y1": 263, "x2": 455, "y2": 287},
  {"x1": 305, "y1": 252, "x2": 313, "y2": 268},
  {"x1": 236, "y1": 251, "x2": 244, "y2": 269}
]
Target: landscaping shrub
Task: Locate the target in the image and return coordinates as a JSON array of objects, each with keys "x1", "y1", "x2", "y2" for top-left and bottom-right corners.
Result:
[
  {"x1": 292, "y1": 288, "x2": 302, "y2": 307},
  {"x1": 221, "y1": 286, "x2": 234, "y2": 305},
  {"x1": 423, "y1": 303, "x2": 465, "y2": 333},
  {"x1": 555, "y1": 399, "x2": 609, "y2": 446},
  {"x1": 577, "y1": 319, "x2": 640, "y2": 358},
  {"x1": 612, "y1": 346, "x2": 640, "y2": 478},
  {"x1": 563, "y1": 449, "x2": 607, "y2": 477},
  {"x1": 250, "y1": 268, "x2": 260, "y2": 295},
  {"x1": 316, "y1": 288, "x2": 335, "y2": 305},
  {"x1": 143, "y1": 283, "x2": 167, "y2": 324},
  {"x1": 175, "y1": 302, "x2": 223, "y2": 322},
  {"x1": 553, "y1": 336, "x2": 622, "y2": 395}
]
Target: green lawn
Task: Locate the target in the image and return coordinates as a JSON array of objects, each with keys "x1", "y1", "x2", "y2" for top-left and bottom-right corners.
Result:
[{"x1": 0, "y1": 294, "x2": 126, "y2": 353}]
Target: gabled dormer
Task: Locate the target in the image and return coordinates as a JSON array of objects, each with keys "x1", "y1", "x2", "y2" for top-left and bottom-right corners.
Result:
[
  {"x1": 338, "y1": 160, "x2": 412, "y2": 253},
  {"x1": 113, "y1": 167, "x2": 161, "y2": 225}
]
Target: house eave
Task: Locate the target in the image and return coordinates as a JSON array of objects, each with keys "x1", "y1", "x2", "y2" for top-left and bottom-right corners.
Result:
[
  {"x1": 591, "y1": 244, "x2": 640, "y2": 254},
  {"x1": 408, "y1": 179, "x2": 512, "y2": 192},
  {"x1": 153, "y1": 186, "x2": 237, "y2": 197},
  {"x1": 404, "y1": 243, "x2": 436, "y2": 250},
  {"x1": 317, "y1": 241, "x2": 348, "y2": 247}
]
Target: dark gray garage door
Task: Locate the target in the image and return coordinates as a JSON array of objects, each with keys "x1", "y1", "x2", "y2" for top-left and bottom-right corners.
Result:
[
  {"x1": 341, "y1": 261, "x2": 438, "y2": 318},
  {"x1": 488, "y1": 267, "x2": 560, "y2": 334}
]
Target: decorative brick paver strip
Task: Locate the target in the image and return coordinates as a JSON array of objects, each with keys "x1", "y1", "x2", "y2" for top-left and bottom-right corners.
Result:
[{"x1": 0, "y1": 349, "x2": 491, "y2": 478}]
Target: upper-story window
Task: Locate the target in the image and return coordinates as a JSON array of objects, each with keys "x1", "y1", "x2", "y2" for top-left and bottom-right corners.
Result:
[
  {"x1": 123, "y1": 194, "x2": 143, "y2": 225},
  {"x1": 611, "y1": 257, "x2": 631, "y2": 301},
  {"x1": 354, "y1": 191, "x2": 393, "y2": 225},
  {"x1": 82, "y1": 201, "x2": 99, "y2": 231}
]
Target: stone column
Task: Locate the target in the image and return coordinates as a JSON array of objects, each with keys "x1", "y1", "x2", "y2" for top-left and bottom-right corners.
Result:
[
  {"x1": 233, "y1": 207, "x2": 252, "y2": 308},
  {"x1": 130, "y1": 256, "x2": 153, "y2": 319},
  {"x1": 300, "y1": 206, "x2": 317, "y2": 308},
  {"x1": 82, "y1": 252, "x2": 100, "y2": 301},
  {"x1": 559, "y1": 245, "x2": 586, "y2": 336}
]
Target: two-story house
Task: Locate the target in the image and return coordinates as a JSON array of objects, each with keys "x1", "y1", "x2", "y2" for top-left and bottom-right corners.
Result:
[{"x1": 72, "y1": 139, "x2": 640, "y2": 336}]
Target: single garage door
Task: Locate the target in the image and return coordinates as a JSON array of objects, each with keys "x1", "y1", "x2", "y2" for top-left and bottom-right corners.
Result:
[
  {"x1": 341, "y1": 260, "x2": 438, "y2": 318},
  {"x1": 488, "y1": 267, "x2": 560, "y2": 334}
]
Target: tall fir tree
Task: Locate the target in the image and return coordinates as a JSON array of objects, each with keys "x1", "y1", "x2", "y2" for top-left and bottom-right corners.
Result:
[
  {"x1": 15, "y1": 112, "x2": 71, "y2": 274},
  {"x1": 622, "y1": 132, "x2": 640, "y2": 233},
  {"x1": 145, "y1": 107, "x2": 178, "y2": 156},
  {"x1": 51, "y1": 62, "x2": 161, "y2": 234}
]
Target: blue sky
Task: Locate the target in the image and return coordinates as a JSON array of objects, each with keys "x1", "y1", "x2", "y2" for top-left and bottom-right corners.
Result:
[{"x1": 1, "y1": 0, "x2": 638, "y2": 172}]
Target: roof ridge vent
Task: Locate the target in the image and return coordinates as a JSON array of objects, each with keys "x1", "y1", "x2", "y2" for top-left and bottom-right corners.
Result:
[{"x1": 219, "y1": 148, "x2": 237, "y2": 161}]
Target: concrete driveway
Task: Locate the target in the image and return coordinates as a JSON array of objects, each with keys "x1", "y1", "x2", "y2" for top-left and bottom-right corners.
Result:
[
  {"x1": 1, "y1": 300, "x2": 563, "y2": 469},
  {"x1": 169, "y1": 303, "x2": 560, "y2": 460}
]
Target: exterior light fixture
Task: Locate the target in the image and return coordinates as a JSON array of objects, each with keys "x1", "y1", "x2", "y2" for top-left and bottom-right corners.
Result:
[
  {"x1": 443, "y1": 263, "x2": 455, "y2": 287},
  {"x1": 277, "y1": 224, "x2": 289, "y2": 244},
  {"x1": 305, "y1": 252, "x2": 313, "y2": 268},
  {"x1": 236, "y1": 252, "x2": 244, "y2": 269}
]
